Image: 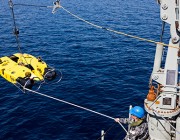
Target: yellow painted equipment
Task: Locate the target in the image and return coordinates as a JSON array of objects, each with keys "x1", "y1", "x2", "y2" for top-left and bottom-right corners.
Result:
[
  {"x1": 0, "y1": 53, "x2": 57, "y2": 89},
  {"x1": 12, "y1": 53, "x2": 48, "y2": 80}
]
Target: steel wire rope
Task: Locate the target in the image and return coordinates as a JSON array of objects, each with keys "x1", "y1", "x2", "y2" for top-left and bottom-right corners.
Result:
[
  {"x1": 8, "y1": 0, "x2": 29, "y2": 65},
  {"x1": 10, "y1": 2, "x2": 179, "y2": 49},
  {"x1": 24, "y1": 88, "x2": 128, "y2": 133},
  {"x1": 9, "y1": 1, "x2": 21, "y2": 53}
]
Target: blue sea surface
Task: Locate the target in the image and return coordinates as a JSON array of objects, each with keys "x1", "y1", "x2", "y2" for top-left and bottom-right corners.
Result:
[{"x1": 0, "y1": 0, "x2": 165, "y2": 139}]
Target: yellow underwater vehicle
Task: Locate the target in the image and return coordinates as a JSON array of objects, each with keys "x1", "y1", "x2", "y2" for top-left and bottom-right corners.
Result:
[{"x1": 0, "y1": 53, "x2": 58, "y2": 89}]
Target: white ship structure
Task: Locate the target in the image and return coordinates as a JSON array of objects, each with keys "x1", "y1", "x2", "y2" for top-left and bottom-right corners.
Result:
[{"x1": 144, "y1": 0, "x2": 180, "y2": 139}]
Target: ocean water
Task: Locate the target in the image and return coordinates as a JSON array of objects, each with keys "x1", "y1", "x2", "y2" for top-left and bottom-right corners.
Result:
[{"x1": 0, "y1": 0, "x2": 165, "y2": 139}]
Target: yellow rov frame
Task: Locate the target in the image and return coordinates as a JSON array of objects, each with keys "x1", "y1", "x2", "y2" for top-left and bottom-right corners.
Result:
[
  {"x1": 13, "y1": 53, "x2": 48, "y2": 80},
  {"x1": 0, "y1": 53, "x2": 56, "y2": 89}
]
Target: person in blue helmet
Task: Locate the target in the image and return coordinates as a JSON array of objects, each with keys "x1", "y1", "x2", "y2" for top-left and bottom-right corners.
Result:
[{"x1": 115, "y1": 106, "x2": 149, "y2": 140}]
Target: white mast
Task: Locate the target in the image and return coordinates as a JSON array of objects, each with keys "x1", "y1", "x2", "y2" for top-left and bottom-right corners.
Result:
[{"x1": 144, "y1": 0, "x2": 180, "y2": 139}]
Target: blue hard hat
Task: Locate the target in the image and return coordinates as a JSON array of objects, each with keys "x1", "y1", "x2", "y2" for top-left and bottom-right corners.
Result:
[{"x1": 130, "y1": 106, "x2": 145, "y2": 118}]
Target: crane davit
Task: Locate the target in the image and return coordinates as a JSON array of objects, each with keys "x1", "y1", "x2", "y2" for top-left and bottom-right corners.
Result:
[{"x1": 144, "y1": 0, "x2": 180, "y2": 139}]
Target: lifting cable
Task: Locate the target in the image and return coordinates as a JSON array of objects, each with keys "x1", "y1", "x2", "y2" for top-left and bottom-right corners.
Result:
[
  {"x1": 9, "y1": 0, "x2": 22, "y2": 53},
  {"x1": 12, "y1": 2, "x2": 179, "y2": 49},
  {"x1": 24, "y1": 88, "x2": 128, "y2": 133},
  {"x1": 8, "y1": 0, "x2": 29, "y2": 65}
]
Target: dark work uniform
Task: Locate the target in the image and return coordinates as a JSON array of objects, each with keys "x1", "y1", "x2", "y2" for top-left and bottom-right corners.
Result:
[{"x1": 119, "y1": 118, "x2": 149, "y2": 140}]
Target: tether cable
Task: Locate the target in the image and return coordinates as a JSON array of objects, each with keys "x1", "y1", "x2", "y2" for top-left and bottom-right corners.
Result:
[
  {"x1": 11, "y1": 2, "x2": 179, "y2": 49},
  {"x1": 24, "y1": 88, "x2": 128, "y2": 133},
  {"x1": 60, "y1": 6, "x2": 179, "y2": 49},
  {"x1": 61, "y1": 6, "x2": 102, "y2": 29}
]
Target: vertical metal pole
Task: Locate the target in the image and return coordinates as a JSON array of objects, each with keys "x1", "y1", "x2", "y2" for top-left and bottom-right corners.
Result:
[
  {"x1": 101, "y1": 130, "x2": 104, "y2": 140},
  {"x1": 128, "y1": 105, "x2": 132, "y2": 131}
]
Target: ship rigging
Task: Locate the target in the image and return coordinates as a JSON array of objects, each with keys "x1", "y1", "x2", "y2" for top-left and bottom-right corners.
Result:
[
  {"x1": 1, "y1": 0, "x2": 180, "y2": 139},
  {"x1": 0, "y1": 0, "x2": 62, "y2": 91}
]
